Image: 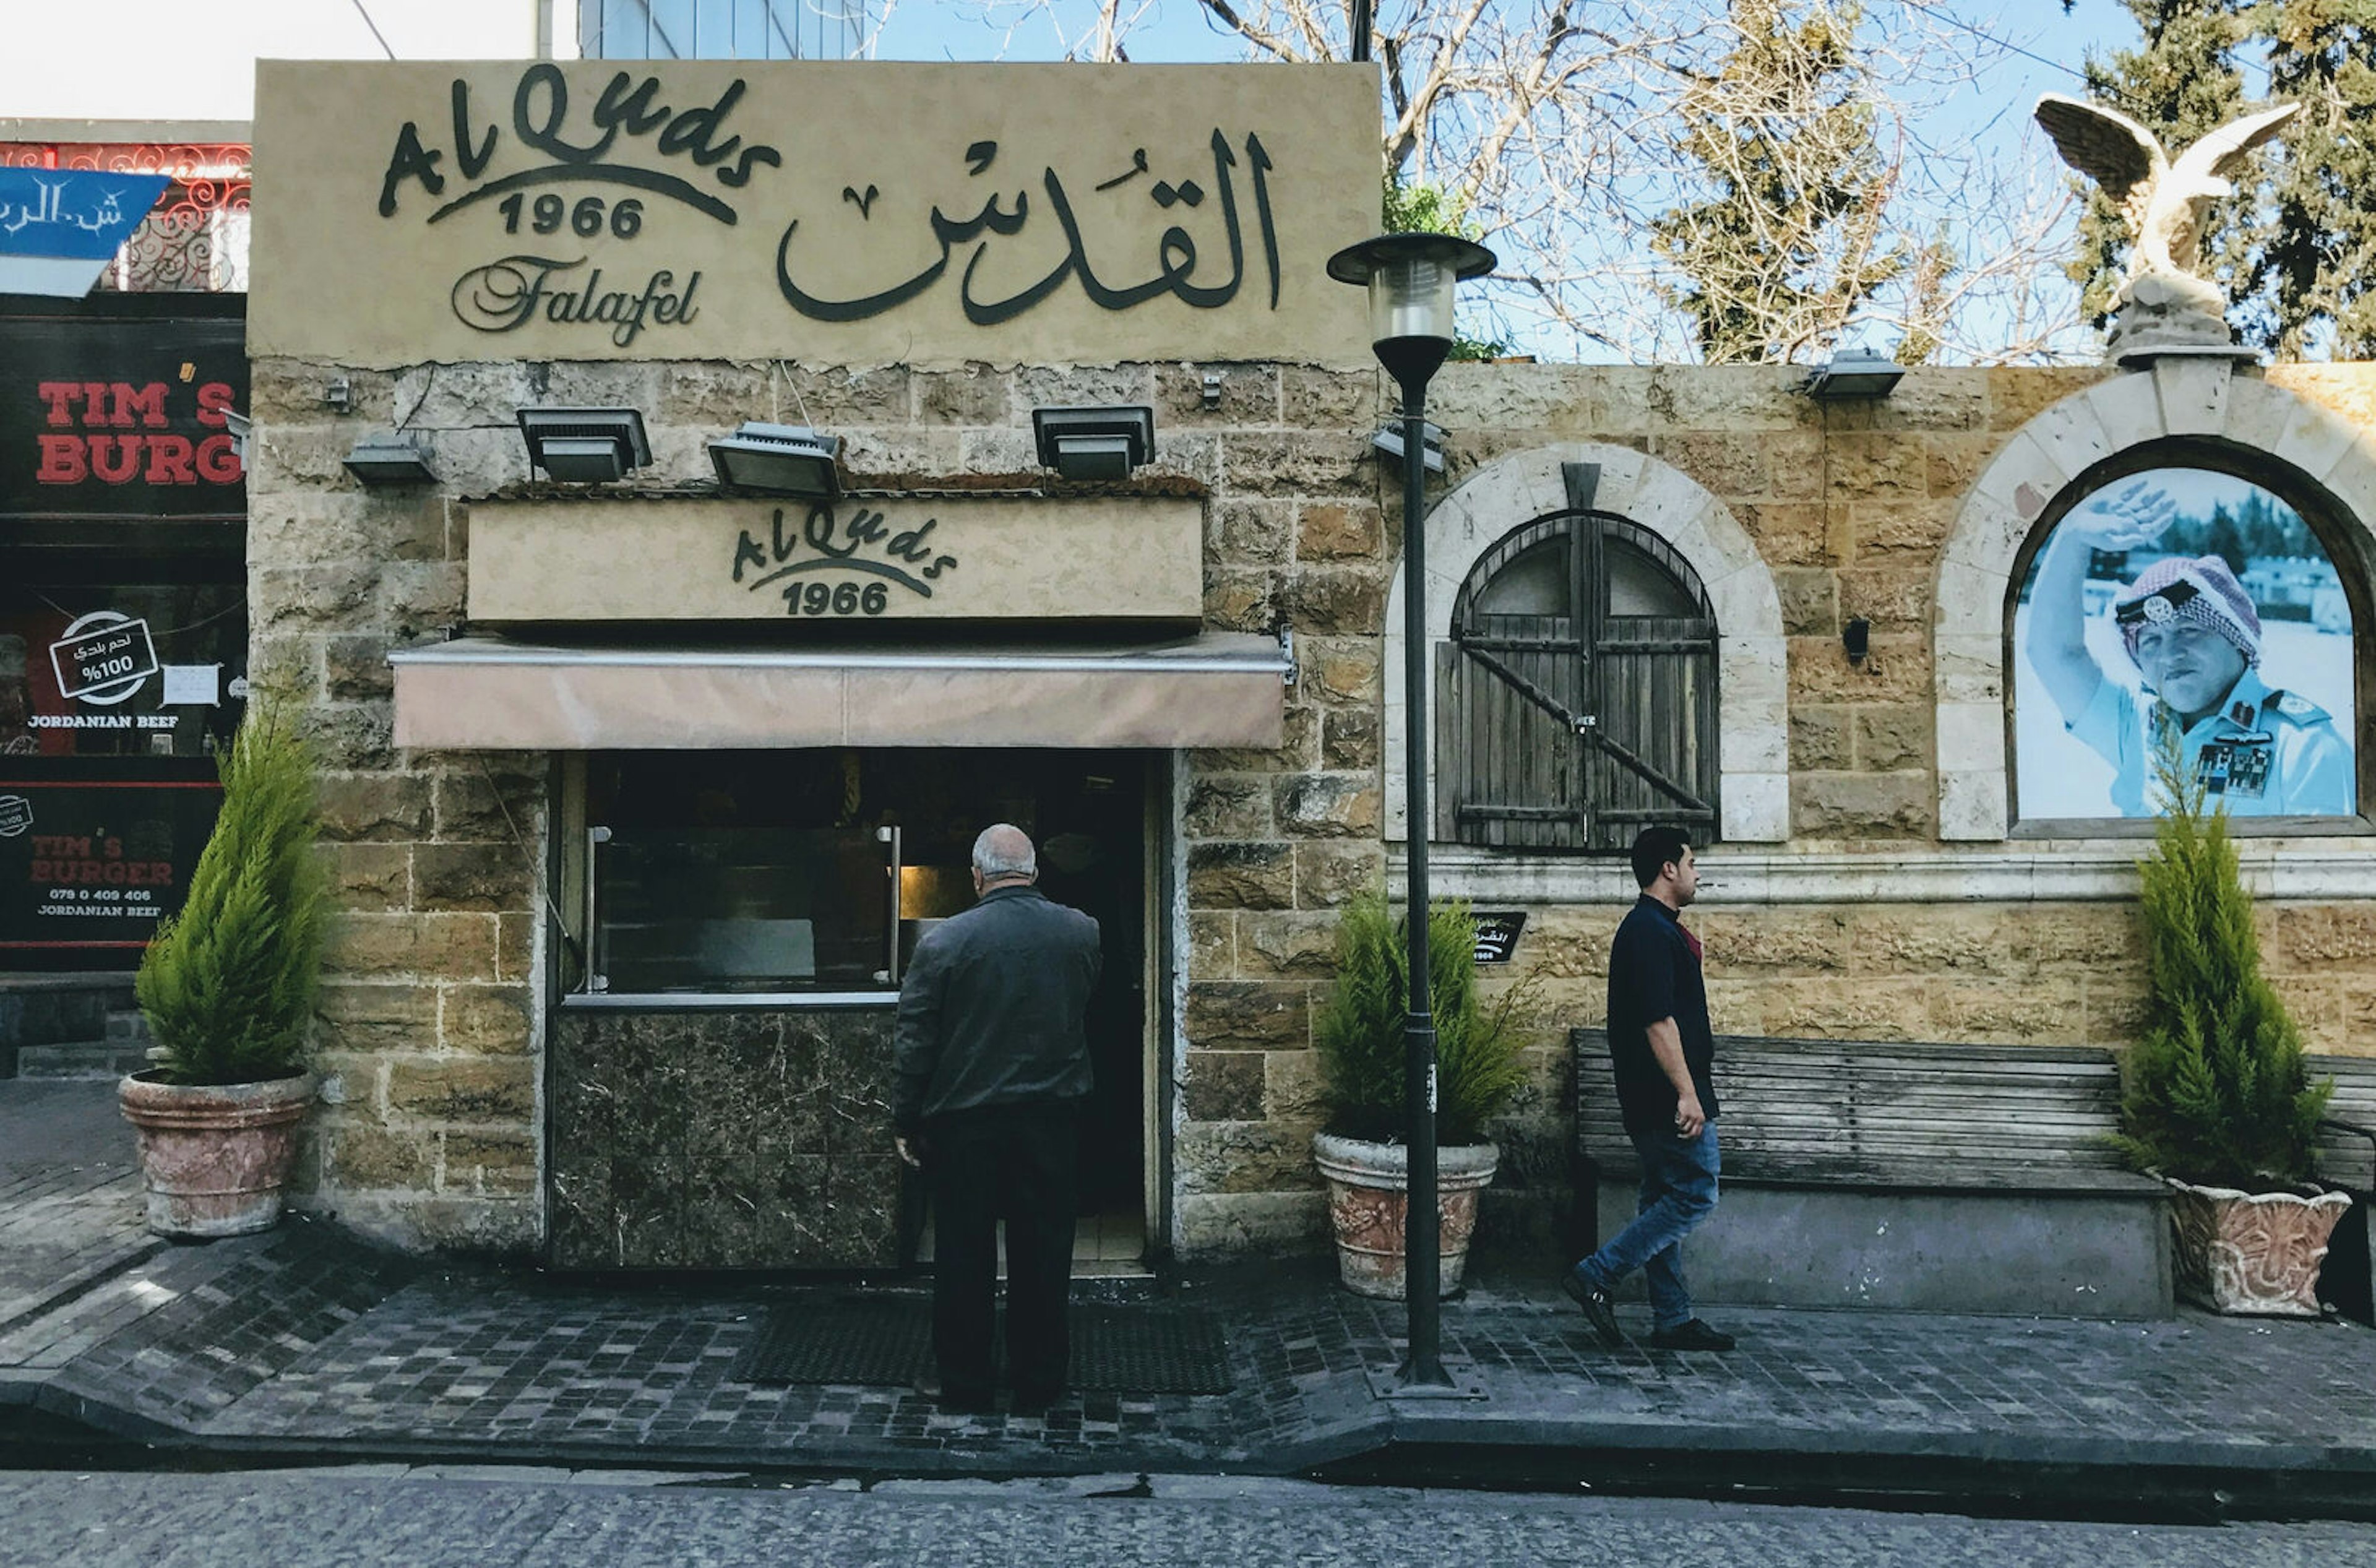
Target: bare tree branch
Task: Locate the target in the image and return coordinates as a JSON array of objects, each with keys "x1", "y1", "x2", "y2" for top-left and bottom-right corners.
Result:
[{"x1": 927, "y1": 1, "x2": 2090, "y2": 363}]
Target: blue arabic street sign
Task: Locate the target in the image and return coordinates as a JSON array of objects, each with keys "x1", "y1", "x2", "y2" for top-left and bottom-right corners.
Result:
[{"x1": 0, "y1": 171, "x2": 170, "y2": 259}]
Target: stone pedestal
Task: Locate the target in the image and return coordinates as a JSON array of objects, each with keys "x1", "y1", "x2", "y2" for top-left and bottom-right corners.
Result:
[{"x1": 2107, "y1": 274, "x2": 2258, "y2": 368}]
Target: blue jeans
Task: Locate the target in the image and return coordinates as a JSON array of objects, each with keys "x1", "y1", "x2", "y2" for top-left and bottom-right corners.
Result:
[{"x1": 1575, "y1": 1122, "x2": 1720, "y2": 1332}]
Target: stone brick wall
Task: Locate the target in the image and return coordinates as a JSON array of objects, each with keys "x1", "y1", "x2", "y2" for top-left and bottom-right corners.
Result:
[
  {"x1": 247, "y1": 353, "x2": 2376, "y2": 1261},
  {"x1": 249, "y1": 354, "x2": 1400, "y2": 1255},
  {"x1": 247, "y1": 360, "x2": 549, "y2": 1252},
  {"x1": 1171, "y1": 361, "x2": 2376, "y2": 1257}
]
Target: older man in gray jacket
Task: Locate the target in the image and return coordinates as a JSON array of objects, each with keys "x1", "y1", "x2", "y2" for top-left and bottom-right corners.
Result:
[{"x1": 894, "y1": 823, "x2": 1102, "y2": 1413}]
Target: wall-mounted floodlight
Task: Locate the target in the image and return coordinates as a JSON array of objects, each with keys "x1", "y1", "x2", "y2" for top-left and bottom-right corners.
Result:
[
  {"x1": 708, "y1": 421, "x2": 842, "y2": 498},
  {"x1": 517, "y1": 407, "x2": 652, "y2": 483},
  {"x1": 1372, "y1": 420, "x2": 1444, "y2": 474},
  {"x1": 343, "y1": 433, "x2": 437, "y2": 486},
  {"x1": 1802, "y1": 347, "x2": 1907, "y2": 400},
  {"x1": 1032, "y1": 405, "x2": 1155, "y2": 481},
  {"x1": 222, "y1": 410, "x2": 251, "y2": 463}
]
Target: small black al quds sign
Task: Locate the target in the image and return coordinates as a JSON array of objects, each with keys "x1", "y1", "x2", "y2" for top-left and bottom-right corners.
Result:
[{"x1": 1473, "y1": 911, "x2": 1526, "y2": 964}]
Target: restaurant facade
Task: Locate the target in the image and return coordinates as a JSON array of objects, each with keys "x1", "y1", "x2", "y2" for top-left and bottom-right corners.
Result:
[
  {"x1": 242, "y1": 59, "x2": 2376, "y2": 1269},
  {"x1": 0, "y1": 133, "x2": 254, "y2": 1075}
]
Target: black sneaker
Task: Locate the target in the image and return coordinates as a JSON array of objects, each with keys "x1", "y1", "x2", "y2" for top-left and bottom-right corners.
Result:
[
  {"x1": 1560, "y1": 1269, "x2": 1626, "y2": 1348},
  {"x1": 1646, "y1": 1318, "x2": 1735, "y2": 1352}
]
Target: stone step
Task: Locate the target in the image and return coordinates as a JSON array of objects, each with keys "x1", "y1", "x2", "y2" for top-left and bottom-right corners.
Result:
[
  {"x1": 103, "y1": 1009, "x2": 152, "y2": 1045},
  {"x1": 14, "y1": 1041, "x2": 148, "y2": 1080},
  {"x1": 0, "y1": 975, "x2": 137, "y2": 1051}
]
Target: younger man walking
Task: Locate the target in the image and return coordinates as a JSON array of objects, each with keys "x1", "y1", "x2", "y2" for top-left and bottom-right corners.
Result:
[{"x1": 1564, "y1": 825, "x2": 1733, "y2": 1352}]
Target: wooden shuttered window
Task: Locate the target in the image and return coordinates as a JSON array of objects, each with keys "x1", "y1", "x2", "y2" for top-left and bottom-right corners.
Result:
[{"x1": 1435, "y1": 499, "x2": 1720, "y2": 853}]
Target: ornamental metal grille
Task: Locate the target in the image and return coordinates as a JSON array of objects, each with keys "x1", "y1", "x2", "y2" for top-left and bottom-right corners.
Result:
[{"x1": 0, "y1": 143, "x2": 250, "y2": 293}]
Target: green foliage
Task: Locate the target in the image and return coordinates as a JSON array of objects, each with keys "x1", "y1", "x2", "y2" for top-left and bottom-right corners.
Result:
[
  {"x1": 1650, "y1": 0, "x2": 1910, "y2": 364},
  {"x1": 2073, "y1": 2, "x2": 2376, "y2": 356},
  {"x1": 2112, "y1": 724, "x2": 2331, "y2": 1189},
  {"x1": 2156, "y1": 486, "x2": 2319, "y2": 571},
  {"x1": 2260, "y1": 1, "x2": 2376, "y2": 356},
  {"x1": 135, "y1": 709, "x2": 328, "y2": 1086},
  {"x1": 1314, "y1": 889, "x2": 1531, "y2": 1147},
  {"x1": 1382, "y1": 170, "x2": 1512, "y2": 362}
]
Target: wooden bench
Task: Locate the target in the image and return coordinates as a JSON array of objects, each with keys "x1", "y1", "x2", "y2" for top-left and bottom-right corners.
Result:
[
  {"x1": 1571, "y1": 1030, "x2": 2174, "y2": 1318},
  {"x1": 2314, "y1": 1056, "x2": 2376, "y2": 1325},
  {"x1": 2317, "y1": 1056, "x2": 2376, "y2": 1184}
]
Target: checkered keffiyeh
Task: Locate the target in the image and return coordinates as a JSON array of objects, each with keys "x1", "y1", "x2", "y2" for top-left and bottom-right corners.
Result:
[{"x1": 2113, "y1": 554, "x2": 2262, "y2": 671}]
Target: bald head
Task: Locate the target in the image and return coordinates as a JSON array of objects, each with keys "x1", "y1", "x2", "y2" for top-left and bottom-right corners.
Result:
[{"x1": 971, "y1": 824, "x2": 1037, "y2": 889}]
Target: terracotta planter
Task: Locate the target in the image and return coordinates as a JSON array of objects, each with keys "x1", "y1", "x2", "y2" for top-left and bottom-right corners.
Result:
[
  {"x1": 2164, "y1": 1174, "x2": 2354, "y2": 1316},
  {"x1": 119, "y1": 1070, "x2": 316, "y2": 1239},
  {"x1": 1312, "y1": 1132, "x2": 1499, "y2": 1299}
]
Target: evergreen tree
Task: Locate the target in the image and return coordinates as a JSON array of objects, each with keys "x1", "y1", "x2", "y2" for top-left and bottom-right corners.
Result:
[
  {"x1": 2112, "y1": 728, "x2": 2330, "y2": 1191},
  {"x1": 135, "y1": 710, "x2": 328, "y2": 1087},
  {"x1": 1314, "y1": 890, "x2": 1529, "y2": 1147},
  {"x1": 2070, "y1": 1, "x2": 2253, "y2": 334},
  {"x1": 1651, "y1": 0, "x2": 1909, "y2": 364},
  {"x1": 2261, "y1": 3, "x2": 2376, "y2": 356}
]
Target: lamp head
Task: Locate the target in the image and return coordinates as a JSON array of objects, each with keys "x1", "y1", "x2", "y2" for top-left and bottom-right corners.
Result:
[{"x1": 1325, "y1": 232, "x2": 1497, "y2": 393}]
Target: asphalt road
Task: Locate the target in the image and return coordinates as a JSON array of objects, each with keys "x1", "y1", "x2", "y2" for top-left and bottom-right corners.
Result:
[{"x1": 4, "y1": 1468, "x2": 2374, "y2": 1567}]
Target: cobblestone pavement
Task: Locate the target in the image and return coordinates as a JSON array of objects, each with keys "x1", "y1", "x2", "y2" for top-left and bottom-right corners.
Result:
[
  {"x1": 6, "y1": 1470, "x2": 2374, "y2": 1568},
  {"x1": 0, "y1": 1083, "x2": 153, "y2": 1340},
  {"x1": 4, "y1": 1078, "x2": 2375, "y2": 1495},
  {"x1": 6, "y1": 1220, "x2": 2375, "y2": 1489}
]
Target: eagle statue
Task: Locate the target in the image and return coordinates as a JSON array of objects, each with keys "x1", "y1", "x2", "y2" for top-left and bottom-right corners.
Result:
[{"x1": 2033, "y1": 93, "x2": 2301, "y2": 293}]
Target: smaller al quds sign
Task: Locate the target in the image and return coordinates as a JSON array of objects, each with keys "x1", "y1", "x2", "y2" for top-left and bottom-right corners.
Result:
[{"x1": 467, "y1": 494, "x2": 1204, "y2": 623}]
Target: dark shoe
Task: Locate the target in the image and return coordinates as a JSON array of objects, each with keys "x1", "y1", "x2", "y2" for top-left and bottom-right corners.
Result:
[
  {"x1": 911, "y1": 1371, "x2": 992, "y2": 1411},
  {"x1": 1560, "y1": 1269, "x2": 1626, "y2": 1348},
  {"x1": 1646, "y1": 1318, "x2": 1735, "y2": 1352}
]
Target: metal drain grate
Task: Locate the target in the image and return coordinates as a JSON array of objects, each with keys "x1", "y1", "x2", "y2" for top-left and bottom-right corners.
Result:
[{"x1": 737, "y1": 1298, "x2": 1233, "y2": 1394}]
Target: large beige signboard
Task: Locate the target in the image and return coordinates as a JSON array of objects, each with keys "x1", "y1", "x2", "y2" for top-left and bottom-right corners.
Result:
[
  {"x1": 467, "y1": 494, "x2": 1203, "y2": 623},
  {"x1": 251, "y1": 61, "x2": 1380, "y2": 368}
]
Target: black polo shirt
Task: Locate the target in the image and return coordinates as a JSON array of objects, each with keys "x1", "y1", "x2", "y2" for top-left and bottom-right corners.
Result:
[{"x1": 1606, "y1": 894, "x2": 1718, "y2": 1135}]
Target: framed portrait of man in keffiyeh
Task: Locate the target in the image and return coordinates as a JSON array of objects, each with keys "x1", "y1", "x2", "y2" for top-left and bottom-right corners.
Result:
[{"x1": 2012, "y1": 467, "x2": 2357, "y2": 822}]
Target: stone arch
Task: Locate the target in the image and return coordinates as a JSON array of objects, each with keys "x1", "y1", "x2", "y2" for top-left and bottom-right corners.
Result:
[
  {"x1": 1933, "y1": 358, "x2": 2376, "y2": 838},
  {"x1": 1383, "y1": 441, "x2": 1789, "y2": 844}
]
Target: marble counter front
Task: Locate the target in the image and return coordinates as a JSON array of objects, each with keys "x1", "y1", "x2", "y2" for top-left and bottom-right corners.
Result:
[{"x1": 549, "y1": 1002, "x2": 905, "y2": 1270}]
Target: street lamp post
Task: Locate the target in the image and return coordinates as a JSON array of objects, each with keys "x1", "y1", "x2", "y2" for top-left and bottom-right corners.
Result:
[{"x1": 1326, "y1": 231, "x2": 1496, "y2": 1390}]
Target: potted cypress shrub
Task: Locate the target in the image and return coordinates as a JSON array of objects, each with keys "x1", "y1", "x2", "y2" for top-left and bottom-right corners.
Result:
[
  {"x1": 119, "y1": 710, "x2": 328, "y2": 1238},
  {"x1": 2113, "y1": 731, "x2": 2347, "y2": 1314},
  {"x1": 1310, "y1": 890, "x2": 1529, "y2": 1298}
]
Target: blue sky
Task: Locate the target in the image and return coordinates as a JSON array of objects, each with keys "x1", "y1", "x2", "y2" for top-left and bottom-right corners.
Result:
[
  {"x1": 2, "y1": 0, "x2": 2149, "y2": 362},
  {"x1": 864, "y1": 3, "x2": 2130, "y2": 360}
]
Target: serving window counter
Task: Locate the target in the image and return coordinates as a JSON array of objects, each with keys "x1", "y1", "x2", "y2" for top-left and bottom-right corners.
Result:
[{"x1": 548, "y1": 749, "x2": 1152, "y2": 1273}]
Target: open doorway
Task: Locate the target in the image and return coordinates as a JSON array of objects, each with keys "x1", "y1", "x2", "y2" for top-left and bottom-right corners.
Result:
[{"x1": 895, "y1": 749, "x2": 1151, "y2": 1277}]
